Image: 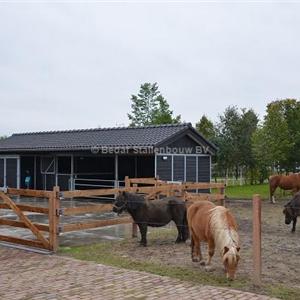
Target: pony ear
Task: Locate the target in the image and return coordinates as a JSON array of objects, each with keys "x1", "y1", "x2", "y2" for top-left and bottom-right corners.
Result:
[{"x1": 224, "y1": 246, "x2": 229, "y2": 254}]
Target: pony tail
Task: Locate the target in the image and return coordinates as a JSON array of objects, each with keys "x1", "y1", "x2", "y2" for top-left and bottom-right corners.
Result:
[{"x1": 183, "y1": 209, "x2": 189, "y2": 240}]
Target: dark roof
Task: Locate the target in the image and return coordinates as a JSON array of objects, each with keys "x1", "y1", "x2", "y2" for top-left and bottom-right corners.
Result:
[{"x1": 0, "y1": 123, "x2": 217, "y2": 153}]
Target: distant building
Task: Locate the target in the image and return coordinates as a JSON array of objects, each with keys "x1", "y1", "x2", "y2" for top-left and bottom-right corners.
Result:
[{"x1": 0, "y1": 123, "x2": 216, "y2": 191}]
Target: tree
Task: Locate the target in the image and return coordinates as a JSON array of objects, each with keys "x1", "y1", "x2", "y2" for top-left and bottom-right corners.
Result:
[
  {"x1": 195, "y1": 115, "x2": 216, "y2": 141},
  {"x1": 214, "y1": 106, "x2": 259, "y2": 183},
  {"x1": 214, "y1": 106, "x2": 241, "y2": 178},
  {"x1": 252, "y1": 125, "x2": 272, "y2": 183},
  {"x1": 263, "y1": 100, "x2": 294, "y2": 172},
  {"x1": 281, "y1": 99, "x2": 300, "y2": 171},
  {"x1": 128, "y1": 82, "x2": 181, "y2": 126},
  {"x1": 238, "y1": 109, "x2": 259, "y2": 184}
]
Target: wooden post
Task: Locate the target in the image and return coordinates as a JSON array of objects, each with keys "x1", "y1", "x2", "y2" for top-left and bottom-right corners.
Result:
[
  {"x1": 131, "y1": 183, "x2": 138, "y2": 238},
  {"x1": 253, "y1": 194, "x2": 262, "y2": 285},
  {"x1": 125, "y1": 176, "x2": 130, "y2": 189},
  {"x1": 219, "y1": 186, "x2": 225, "y2": 206},
  {"x1": 49, "y1": 186, "x2": 60, "y2": 252}
]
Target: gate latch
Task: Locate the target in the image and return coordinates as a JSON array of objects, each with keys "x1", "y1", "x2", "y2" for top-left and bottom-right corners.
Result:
[{"x1": 56, "y1": 208, "x2": 65, "y2": 216}]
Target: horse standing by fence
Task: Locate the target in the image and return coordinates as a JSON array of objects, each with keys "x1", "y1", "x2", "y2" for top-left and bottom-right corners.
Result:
[
  {"x1": 187, "y1": 201, "x2": 240, "y2": 280},
  {"x1": 269, "y1": 173, "x2": 300, "y2": 203},
  {"x1": 113, "y1": 191, "x2": 188, "y2": 246},
  {"x1": 283, "y1": 192, "x2": 300, "y2": 232}
]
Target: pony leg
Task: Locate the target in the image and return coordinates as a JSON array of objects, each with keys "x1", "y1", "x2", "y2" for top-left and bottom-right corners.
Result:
[
  {"x1": 270, "y1": 186, "x2": 276, "y2": 204},
  {"x1": 175, "y1": 224, "x2": 182, "y2": 243},
  {"x1": 191, "y1": 235, "x2": 201, "y2": 262},
  {"x1": 198, "y1": 242, "x2": 205, "y2": 266},
  {"x1": 206, "y1": 240, "x2": 215, "y2": 266},
  {"x1": 292, "y1": 217, "x2": 297, "y2": 233},
  {"x1": 138, "y1": 224, "x2": 148, "y2": 246}
]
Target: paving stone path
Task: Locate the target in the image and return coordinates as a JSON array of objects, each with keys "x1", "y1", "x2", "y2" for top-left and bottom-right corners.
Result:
[{"x1": 0, "y1": 247, "x2": 278, "y2": 300}]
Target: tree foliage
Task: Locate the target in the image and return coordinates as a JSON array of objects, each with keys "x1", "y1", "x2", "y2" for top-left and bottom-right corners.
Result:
[
  {"x1": 252, "y1": 99, "x2": 299, "y2": 174},
  {"x1": 213, "y1": 107, "x2": 258, "y2": 182},
  {"x1": 195, "y1": 115, "x2": 216, "y2": 141},
  {"x1": 128, "y1": 83, "x2": 181, "y2": 126}
]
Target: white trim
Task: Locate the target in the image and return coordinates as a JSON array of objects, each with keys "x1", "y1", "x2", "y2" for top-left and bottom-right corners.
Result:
[
  {"x1": 55, "y1": 157, "x2": 58, "y2": 186},
  {"x1": 196, "y1": 155, "x2": 199, "y2": 183},
  {"x1": 34, "y1": 156, "x2": 37, "y2": 189},
  {"x1": 171, "y1": 155, "x2": 174, "y2": 181},
  {"x1": 40, "y1": 156, "x2": 55, "y2": 175},
  {"x1": 4, "y1": 157, "x2": 6, "y2": 187},
  {"x1": 70, "y1": 154, "x2": 74, "y2": 190},
  {"x1": 154, "y1": 153, "x2": 157, "y2": 177},
  {"x1": 0, "y1": 155, "x2": 20, "y2": 159},
  {"x1": 17, "y1": 158, "x2": 20, "y2": 189},
  {"x1": 115, "y1": 154, "x2": 118, "y2": 188},
  {"x1": 0, "y1": 156, "x2": 20, "y2": 188},
  {"x1": 184, "y1": 155, "x2": 186, "y2": 182},
  {"x1": 209, "y1": 155, "x2": 212, "y2": 182}
]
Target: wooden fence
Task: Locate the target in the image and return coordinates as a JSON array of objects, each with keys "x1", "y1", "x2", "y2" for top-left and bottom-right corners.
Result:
[
  {"x1": 0, "y1": 178, "x2": 225, "y2": 252},
  {"x1": 0, "y1": 187, "x2": 59, "y2": 251}
]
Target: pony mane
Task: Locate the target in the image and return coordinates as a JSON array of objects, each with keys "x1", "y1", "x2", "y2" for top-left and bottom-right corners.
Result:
[
  {"x1": 209, "y1": 206, "x2": 239, "y2": 254},
  {"x1": 123, "y1": 192, "x2": 147, "y2": 210}
]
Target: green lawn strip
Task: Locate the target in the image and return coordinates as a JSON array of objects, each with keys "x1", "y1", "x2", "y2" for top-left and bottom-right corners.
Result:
[
  {"x1": 59, "y1": 242, "x2": 300, "y2": 300},
  {"x1": 211, "y1": 184, "x2": 292, "y2": 200}
]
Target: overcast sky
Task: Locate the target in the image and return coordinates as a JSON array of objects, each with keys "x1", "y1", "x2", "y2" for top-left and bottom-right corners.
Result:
[{"x1": 0, "y1": 1, "x2": 300, "y2": 136}]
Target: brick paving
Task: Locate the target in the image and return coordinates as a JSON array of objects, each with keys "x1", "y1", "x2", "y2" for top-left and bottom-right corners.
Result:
[{"x1": 0, "y1": 246, "x2": 278, "y2": 300}]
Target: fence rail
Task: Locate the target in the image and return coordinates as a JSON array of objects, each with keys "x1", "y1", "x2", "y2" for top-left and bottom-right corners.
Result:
[
  {"x1": 0, "y1": 187, "x2": 58, "y2": 251},
  {"x1": 0, "y1": 177, "x2": 226, "y2": 252}
]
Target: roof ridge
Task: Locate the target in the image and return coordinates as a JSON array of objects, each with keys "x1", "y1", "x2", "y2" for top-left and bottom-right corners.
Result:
[{"x1": 12, "y1": 123, "x2": 190, "y2": 136}]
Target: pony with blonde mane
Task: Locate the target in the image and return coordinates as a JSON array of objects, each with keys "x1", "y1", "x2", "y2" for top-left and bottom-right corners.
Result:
[{"x1": 187, "y1": 201, "x2": 240, "y2": 280}]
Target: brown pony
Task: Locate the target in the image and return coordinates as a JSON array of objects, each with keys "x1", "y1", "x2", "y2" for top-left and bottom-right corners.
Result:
[
  {"x1": 187, "y1": 201, "x2": 240, "y2": 280},
  {"x1": 269, "y1": 173, "x2": 300, "y2": 203}
]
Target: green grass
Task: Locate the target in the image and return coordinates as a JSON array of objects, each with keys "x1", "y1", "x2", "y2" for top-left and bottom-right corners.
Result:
[
  {"x1": 218, "y1": 183, "x2": 292, "y2": 200},
  {"x1": 59, "y1": 241, "x2": 300, "y2": 300}
]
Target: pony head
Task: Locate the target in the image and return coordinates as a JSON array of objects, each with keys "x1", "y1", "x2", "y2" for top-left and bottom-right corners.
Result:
[
  {"x1": 113, "y1": 191, "x2": 128, "y2": 215},
  {"x1": 283, "y1": 202, "x2": 294, "y2": 225},
  {"x1": 222, "y1": 245, "x2": 240, "y2": 280}
]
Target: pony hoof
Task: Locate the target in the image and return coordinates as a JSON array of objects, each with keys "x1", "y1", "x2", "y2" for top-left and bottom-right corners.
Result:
[
  {"x1": 205, "y1": 266, "x2": 214, "y2": 272},
  {"x1": 199, "y1": 260, "x2": 206, "y2": 266}
]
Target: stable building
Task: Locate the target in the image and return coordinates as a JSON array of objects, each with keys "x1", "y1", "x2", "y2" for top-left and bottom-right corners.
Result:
[{"x1": 0, "y1": 123, "x2": 217, "y2": 191}]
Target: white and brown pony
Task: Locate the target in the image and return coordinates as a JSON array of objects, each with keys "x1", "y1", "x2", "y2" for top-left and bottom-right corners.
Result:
[
  {"x1": 269, "y1": 173, "x2": 300, "y2": 203},
  {"x1": 187, "y1": 201, "x2": 240, "y2": 280}
]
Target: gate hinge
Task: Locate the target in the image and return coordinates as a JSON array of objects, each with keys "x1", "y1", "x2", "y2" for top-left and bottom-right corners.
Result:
[
  {"x1": 56, "y1": 208, "x2": 65, "y2": 216},
  {"x1": 59, "y1": 192, "x2": 64, "y2": 200}
]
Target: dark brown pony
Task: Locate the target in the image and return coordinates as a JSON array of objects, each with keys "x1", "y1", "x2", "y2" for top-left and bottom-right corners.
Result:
[
  {"x1": 269, "y1": 173, "x2": 300, "y2": 203},
  {"x1": 283, "y1": 192, "x2": 300, "y2": 232},
  {"x1": 112, "y1": 192, "x2": 188, "y2": 246},
  {"x1": 187, "y1": 201, "x2": 240, "y2": 280}
]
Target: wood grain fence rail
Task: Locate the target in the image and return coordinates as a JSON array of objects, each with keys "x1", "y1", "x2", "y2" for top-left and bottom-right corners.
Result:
[{"x1": 0, "y1": 178, "x2": 226, "y2": 252}]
